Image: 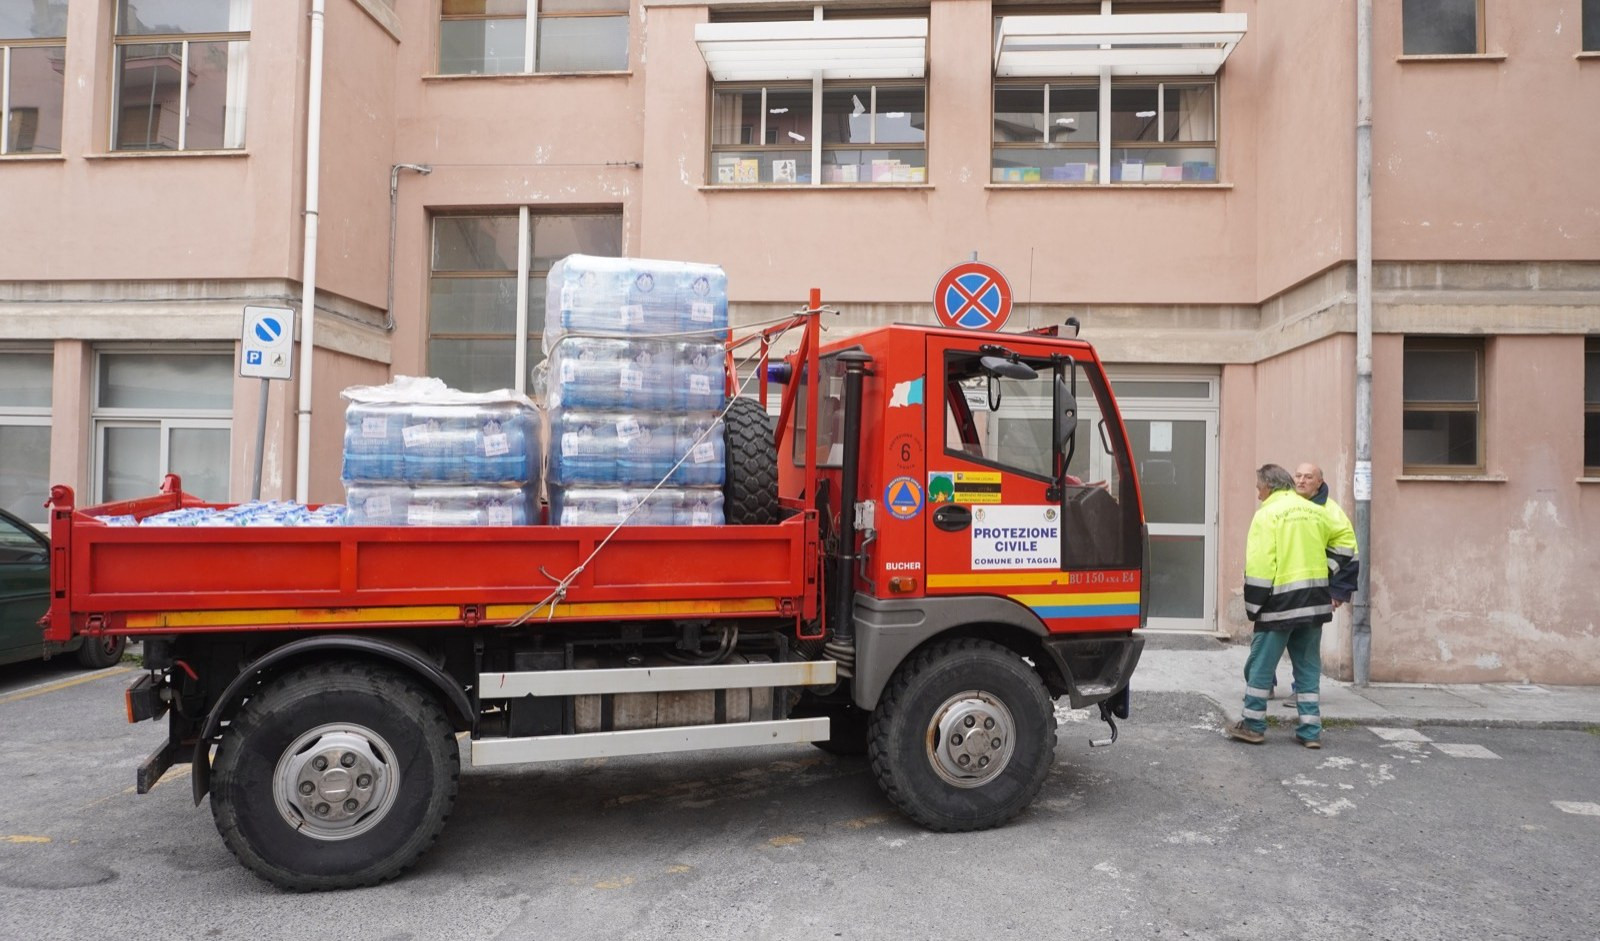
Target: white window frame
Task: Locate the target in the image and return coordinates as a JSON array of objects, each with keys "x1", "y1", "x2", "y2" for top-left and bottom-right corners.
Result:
[
  {"x1": 992, "y1": 76, "x2": 1218, "y2": 185},
  {"x1": 0, "y1": 347, "x2": 53, "y2": 525},
  {"x1": 111, "y1": 2, "x2": 251, "y2": 152},
  {"x1": 427, "y1": 208, "x2": 623, "y2": 394},
  {"x1": 90, "y1": 349, "x2": 234, "y2": 504},
  {"x1": 438, "y1": 0, "x2": 629, "y2": 76},
  {"x1": 709, "y1": 79, "x2": 928, "y2": 186},
  {"x1": 1, "y1": 34, "x2": 67, "y2": 156}
]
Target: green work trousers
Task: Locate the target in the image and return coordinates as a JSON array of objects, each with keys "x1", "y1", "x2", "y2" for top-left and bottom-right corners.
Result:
[{"x1": 1240, "y1": 623, "x2": 1322, "y2": 742}]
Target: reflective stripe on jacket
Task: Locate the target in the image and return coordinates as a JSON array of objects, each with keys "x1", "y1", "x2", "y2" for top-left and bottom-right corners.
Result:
[{"x1": 1243, "y1": 489, "x2": 1336, "y2": 628}]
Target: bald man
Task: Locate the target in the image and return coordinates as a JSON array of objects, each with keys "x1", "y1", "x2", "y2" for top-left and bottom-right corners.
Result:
[{"x1": 1271, "y1": 463, "x2": 1360, "y2": 711}]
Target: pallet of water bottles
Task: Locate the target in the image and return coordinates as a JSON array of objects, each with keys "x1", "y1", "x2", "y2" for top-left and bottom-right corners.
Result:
[
  {"x1": 540, "y1": 254, "x2": 733, "y2": 528},
  {"x1": 340, "y1": 375, "x2": 541, "y2": 527}
]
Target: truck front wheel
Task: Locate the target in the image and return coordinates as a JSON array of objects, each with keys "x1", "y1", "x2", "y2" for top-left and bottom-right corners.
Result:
[
  {"x1": 867, "y1": 638, "x2": 1056, "y2": 832},
  {"x1": 210, "y1": 661, "x2": 460, "y2": 891}
]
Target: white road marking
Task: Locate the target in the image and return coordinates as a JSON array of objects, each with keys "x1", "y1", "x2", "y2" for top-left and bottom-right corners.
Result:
[
  {"x1": 1368, "y1": 727, "x2": 1431, "y2": 742},
  {"x1": 1552, "y1": 802, "x2": 1600, "y2": 816},
  {"x1": 1433, "y1": 743, "x2": 1500, "y2": 759}
]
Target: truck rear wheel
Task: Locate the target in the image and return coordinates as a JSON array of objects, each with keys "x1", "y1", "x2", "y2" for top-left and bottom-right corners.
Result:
[
  {"x1": 723, "y1": 396, "x2": 778, "y2": 524},
  {"x1": 867, "y1": 638, "x2": 1055, "y2": 832},
  {"x1": 210, "y1": 661, "x2": 460, "y2": 891}
]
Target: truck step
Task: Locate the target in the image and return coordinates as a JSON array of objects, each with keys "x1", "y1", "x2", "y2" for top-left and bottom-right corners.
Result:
[
  {"x1": 477, "y1": 660, "x2": 838, "y2": 698},
  {"x1": 471, "y1": 717, "x2": 831, "y2": 766}
]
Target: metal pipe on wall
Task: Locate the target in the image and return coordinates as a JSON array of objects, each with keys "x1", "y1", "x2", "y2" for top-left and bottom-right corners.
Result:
[
  {"x1": 294, "y1": 0, "x2": 327, "y2": 505},
  {"x1": 1352, "y1": 0, "x2": 1374, "y2": 686},
  {"x1": 387, "y1": 164, "x2": 433, "y2": 334}
]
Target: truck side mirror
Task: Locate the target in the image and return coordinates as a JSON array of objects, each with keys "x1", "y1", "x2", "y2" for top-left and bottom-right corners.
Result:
[{"x1": 1054, "y1": 374, "x2": 1078, "y2": 453}]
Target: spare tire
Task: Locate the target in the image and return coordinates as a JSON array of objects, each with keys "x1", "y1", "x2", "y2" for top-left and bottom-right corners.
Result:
[{"x1": 723, "y1": 396, "x2": 779, "y2": 525}]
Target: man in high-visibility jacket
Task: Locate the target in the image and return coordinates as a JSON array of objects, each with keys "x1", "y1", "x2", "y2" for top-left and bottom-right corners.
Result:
[
  {"x1": 1274, "y1": 462, "x2": 1361, "y2": 708},
  {"x1": 1226, "y1": 463, "x2": 1354, "y2": 749}
]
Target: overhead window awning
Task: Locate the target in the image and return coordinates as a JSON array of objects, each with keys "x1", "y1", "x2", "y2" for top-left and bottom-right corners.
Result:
[
  {"x1": 694, "y1": 18, "x2": 929, "y2": 82},
  {"x1": 994, "y1": 13, "x2": 1246, "y2": 78}
]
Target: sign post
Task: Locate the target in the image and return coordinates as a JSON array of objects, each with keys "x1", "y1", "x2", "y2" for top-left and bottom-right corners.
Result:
[
  {"x1": 240, "y1": 306, "x2": 295, "y2": 500},
  {"x1": 933, "y1": 259, "x2": 1013, "y2": 332}
]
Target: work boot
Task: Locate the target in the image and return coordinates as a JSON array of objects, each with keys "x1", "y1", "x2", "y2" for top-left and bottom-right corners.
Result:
[
  {"x1": 1282, "y1": 695, "x2": 1299, "y2": 709},
  {"x1": 1299, "y1": 737, "x2": 1322, "y2": 750},
  {"x1": 1225, "y1": 721, "x2": 1265, "y2": 744}
]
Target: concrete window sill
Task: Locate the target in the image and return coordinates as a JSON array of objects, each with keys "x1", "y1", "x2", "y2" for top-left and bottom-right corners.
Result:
[
  {"x1": 1396, "y1": 53, "x2": 1507, "y2": 63},
  {"x1": 1578, "y1": 52, "x2": 1600, "y2": 61},
  {"x1": 699, "y1": 184, "x2": 934, "y2": 193},
  {"x1": 985, "y1": 182, "x2": 1232, "y2": 191},
  {"x1": 85, "y1": 150, "x2": 248, "y2": 160},
  {"x1": 1577, "y1": 476, "x2": 1600, "y2": 484},
  {"x1": 0, "y1": 153, "x2": 65, "y2": 162},
  {"x1": 1396, "y1": 474, "x2": 1508, "y2": 483},
  {"x1": 423, "y1": 71, "x2": 632, "y2": 82}
]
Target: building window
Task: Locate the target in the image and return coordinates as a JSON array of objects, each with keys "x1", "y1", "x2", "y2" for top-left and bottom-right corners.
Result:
[
  {"x1": 711, "y1": 82, "x2": 926, "y2": 185},
  {"x1": 0, "y1": 351, "x2": 52, "y2": 525},
  {"x1": 993, "y1": 83, "x2": 1097, "y2": 183},
  {"x1": 1585, "y1": 340, "x2": 1599, "y2": 475},
  {"x1": 113, "y1": 0, "x2": 251, "y2": 151},
  {"x1": 1402, "y1": 0, "x2": 1483, "y2": 55},
  {"x1": 93, "y1": 351, "x2": 234, "y2": 502},
  {"x1": 1402, "y1": 337, "x2": 1484, "y2": 473},
  {"x1": 427, "y1": 210, "x2": 622, "y2": 393},
  {"x1": 1, "y1": 1, "x2": 67, "y2": 155},
  {"x1": 992, "y1": 79, "x2": 1217, "y2": 185},
  {"x1": 438, "y1": 0, "x2": 628, "y2": 76},
  {"x1": 1585, "y1": 0, "x2": 1600, "y2": 52}
]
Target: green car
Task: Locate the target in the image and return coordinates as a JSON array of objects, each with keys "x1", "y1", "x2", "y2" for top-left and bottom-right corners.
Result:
[{"x1": 0, "y1": 506, "x2": 125, "y2": 670}]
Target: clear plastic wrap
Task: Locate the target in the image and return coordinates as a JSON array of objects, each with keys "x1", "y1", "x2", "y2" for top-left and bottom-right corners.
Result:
[
  {"x1": 345, "y1": 484, "x2": 533, "y2": 527},
  {"x1": 547, "y1": 487, "x2": 725, "y2": 527},
  {"x1": 340, "y1": 376, "x2": 542, "y2": 525},
  {"x1": 547, "y1": 410, "x2": 725, "y2": 488},
  {"x1": 544, "y1": 339, "x2": 727, "y2": 413},
  {"x1": 543, "y1": 254, "x2": 728, "y2": 353}
]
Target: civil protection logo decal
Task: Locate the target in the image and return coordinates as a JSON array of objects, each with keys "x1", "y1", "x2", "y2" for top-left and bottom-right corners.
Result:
[{"x1": 884, "y1": 476, "x2": 924, "y2": 520}]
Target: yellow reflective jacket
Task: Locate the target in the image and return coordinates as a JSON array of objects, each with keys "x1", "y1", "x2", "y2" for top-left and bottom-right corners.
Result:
[{"x1": 1243, "y1": 488, "x2": 1342, "y2": 629}]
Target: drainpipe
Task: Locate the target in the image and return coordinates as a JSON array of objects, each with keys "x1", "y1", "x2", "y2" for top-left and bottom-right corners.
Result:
[
  {"x1": 1352, "y1": 0, "x2": 1374, "y2": 686},
  {"x1": 387, "y1": 163, "x2": 433, "y2": 333},
  {"x1": 295, "y1": 0, "x2": 327, "y2": 505}
]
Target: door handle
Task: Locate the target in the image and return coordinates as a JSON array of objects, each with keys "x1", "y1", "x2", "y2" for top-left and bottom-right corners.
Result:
[{"x1": 933, "y1": 504, "x2": 972, "y2": 532}]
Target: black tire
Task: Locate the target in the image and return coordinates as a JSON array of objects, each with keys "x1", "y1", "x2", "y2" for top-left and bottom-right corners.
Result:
[
  {"x1": 723, "y1": 395, "x2": 779, "y2": 525},
  {"x1": 210, "y1": 661, "x2": 460, "y2": 891},
  {"x1": 867, "y1": 638, "x2": 1056, "y2": 832},
  {"x1": 75, "y1": 634, "x2": 126, "y2": 670}
]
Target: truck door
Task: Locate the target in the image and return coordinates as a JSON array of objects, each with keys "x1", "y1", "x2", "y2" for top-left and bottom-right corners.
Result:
[{"x1": 923, "y1": 337, "x2": 1143, "y2": 632}]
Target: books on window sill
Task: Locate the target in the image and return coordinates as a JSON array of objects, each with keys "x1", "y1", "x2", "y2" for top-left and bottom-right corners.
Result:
[
  {"x1": 734, "y1": 159, "x2": 760, "y2": 184},
  {"x1": 1046, "y1": 163, "x2": 1095, "y2": 182},
  {"x1": 824, "y1": 160, "x2": 924, "y2": 184}
]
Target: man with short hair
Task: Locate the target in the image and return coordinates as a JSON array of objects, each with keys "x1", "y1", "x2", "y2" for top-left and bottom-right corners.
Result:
[{"x1": 1226, "y1": 463, "x2": 1346, "y2": 749}]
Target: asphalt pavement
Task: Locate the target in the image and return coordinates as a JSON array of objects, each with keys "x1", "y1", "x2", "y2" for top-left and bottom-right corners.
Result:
[{"x1": 1, "y1": 643, "x2": 1598, "y2": 941}]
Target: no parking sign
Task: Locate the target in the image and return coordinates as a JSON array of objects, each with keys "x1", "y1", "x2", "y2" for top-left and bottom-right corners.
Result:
[{"x1": 934, "y1": 261, "x2": 1012, "y2": 332}]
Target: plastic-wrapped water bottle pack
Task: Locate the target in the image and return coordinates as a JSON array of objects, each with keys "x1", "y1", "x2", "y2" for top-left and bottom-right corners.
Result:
[
  {"x1": 101, "y1": 501, "x2": 349, "y2": 527},
  {"x1": 540, "y1": 255, "x2": 731, "y2": 526},
  {"x1": 548, "y1": 487, "x2": 725, "y2": 528},
  {"x1": 344, "y1": 485, "x2": 532, "y2": 527},
  {"x1": 340, "y1": 376, "x2": 540, "y2": 526},
  {"x1": 547, "y1": 411, "x2": 726, "y2": 488},
  {"x1": 543, "y1": 254, "x2": 728, "y2": 350}
]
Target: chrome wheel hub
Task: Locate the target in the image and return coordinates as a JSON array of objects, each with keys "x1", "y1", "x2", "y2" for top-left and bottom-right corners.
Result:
[
  {"x1": 273, "y1": 724, "x2": 398, "y2": 840},
  {"x1": 926, "y1": 691, "x2": 1016, "y2": 788}
]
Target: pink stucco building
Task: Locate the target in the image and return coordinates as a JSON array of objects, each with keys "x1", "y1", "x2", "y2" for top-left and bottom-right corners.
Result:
[{"x1": 2, "y1": 0, "x2": 1597, "y2": 682}]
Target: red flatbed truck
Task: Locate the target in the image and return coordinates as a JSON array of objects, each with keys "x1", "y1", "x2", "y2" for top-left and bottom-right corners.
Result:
[{"x1": 42, "y1": 297, "x2": 1147, "y2": 890}]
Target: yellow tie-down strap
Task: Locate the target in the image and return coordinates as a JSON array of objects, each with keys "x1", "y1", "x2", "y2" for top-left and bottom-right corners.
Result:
[{"x1": 126, "y1": 597, "x2": 783, "y2": 630}]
